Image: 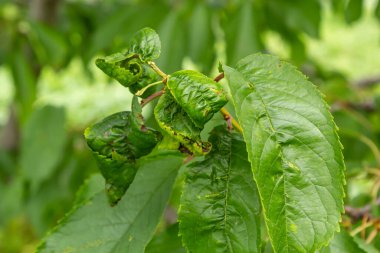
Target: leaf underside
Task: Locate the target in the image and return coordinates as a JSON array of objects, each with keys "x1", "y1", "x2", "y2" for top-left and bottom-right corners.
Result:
[
  {"x1": 179, "y1": 126, "x2": 261, "y2": 253},
  {"x1": 224, "y1": 53, "x2": 345, "y2": 253},
  {"x1": 37, "y1": 150, "x2": 183, "y2": 253}
]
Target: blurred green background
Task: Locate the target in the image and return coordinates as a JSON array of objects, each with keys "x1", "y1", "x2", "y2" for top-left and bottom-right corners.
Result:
[{"x1": 1, "y1": 0, "x2": 380, "y2": 252}]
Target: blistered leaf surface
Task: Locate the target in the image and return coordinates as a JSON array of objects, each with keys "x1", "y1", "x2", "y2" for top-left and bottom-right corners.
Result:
[
  {"x1": 179, "y1": 126, "x2": 261, "y2": 253},
  {"x1": 167, "y1": 70, "x2": 228, "y2": 128},
  {"x1": 127, "y1": 27, "x2": 161, "y2": 61},
  {"x1": 224, "y1": 53, "x2": 345, "y2": 253}
]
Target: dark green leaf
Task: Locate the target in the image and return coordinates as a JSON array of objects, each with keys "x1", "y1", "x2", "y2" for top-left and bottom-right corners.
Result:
[
  {"x1": 37, "y1": 150, "x2": 183, "y2": 253},
  {"x1": 154, "y1": 92, "x2": 211, "y2": 155},
  {"x1": 345, "y1": 0, "x2": 363, "y2": 24},
  {"x1": 84, "y1": 99, "x2": 162, "y2": 205},
  {"x1": 20, "y1": 105, "x2": 66, "y2": 192},
  {"x1": 127, "y1": 27, "x2": 161, "y2": 61},
  {"x1": 375, "y1": 0, "x2": 380, "y2": 21},
  {"x1": 224, "y1": 53, "x2": 345, "y2": 253},
  {"x1": 179, "y1": 126, "x2": 261, "y2": 253},
  {"x1": 167, "y1": 70, "x2": 228, "y2": 128}
]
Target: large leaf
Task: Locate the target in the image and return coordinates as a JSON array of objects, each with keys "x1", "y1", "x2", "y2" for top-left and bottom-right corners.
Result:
[
  {"x1": 179, "y1": 126, "x2": 261, "y2": 253},
  {"x1": 154, "y1": 92, "x2": 211, "y2": 155},
  {"x1": 224, "y1": 53, "x2": 345, "y2": 253},
  {"x1": 167, "y1": 70, "x2": 228, "y2": 128},
  {"x1": 37, "y1": 150, "x2": 183, "y2": 253},
  {"x1": 20, "y1": 105, "x2": 66, "y2": 192},
  {"x1": 85, "y1": 97, "x2": 162, "y2": 205}
]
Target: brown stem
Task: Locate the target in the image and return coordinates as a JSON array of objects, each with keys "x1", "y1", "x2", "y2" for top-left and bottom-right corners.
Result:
[
  {"x1": 345, "y1": 197, "x2": 380, "y2": 221},
  {"x1": 140, "y1": 90, "x2": 164, "y2": 108},
  {"x1": 214, "y1": 72, "x2": 224, "y2": 82}
]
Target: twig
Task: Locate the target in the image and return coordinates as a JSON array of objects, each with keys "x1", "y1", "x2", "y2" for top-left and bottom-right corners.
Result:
[
  {"x1": 135, "y1": 80, "x2": 163, "y2": 96},
  {"x1": 214, "y1": 72, "x2": 224, "y2": 82},
  {"x1": 148, "y1": 61, "x2": 167, "y2": 79},
  {"x1": 140, "y1": 90, "x2": 164, "y2": 108},
  {"x1": 345, "y1": 197, "x2": 380, "y2": 221}
]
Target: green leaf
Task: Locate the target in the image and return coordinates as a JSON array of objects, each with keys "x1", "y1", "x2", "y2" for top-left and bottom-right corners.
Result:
[
  {"x1": 20, "y1": 105, "x2": 66, "y2": 192},
  {"x1": 167, "y1": 70, "x2": 228, "y2": 128},
  {"x1": 375, "y1": 0, "x2": 380, "y2": 21},
  {"x1": 179, "y1": 126, "x2": 261, "y2": 253},
  {"x1": 318, "y1": 230, "x2": 368, "y2": 253},
  {"x1": 127, "y1": 27, "x2": 161, "y2": 61},
  {"x1": 154, "y1": 92, "x2": 211, "y2": 155},
  {"x1": 345, "y1": 0, "x2": 363, "y2": 24},
  {"x1": 37, "y1": 150, "x2": 183, "y2": 253},
  {"x1": 84, "y1": 99, "x2": 162, "y2": 205},
  {"x1": 224, "y1": 53, "x2": 345, "y2": 253},
  {"x1": 145, "y1": 224, "x2": 186, "y2": 253}
]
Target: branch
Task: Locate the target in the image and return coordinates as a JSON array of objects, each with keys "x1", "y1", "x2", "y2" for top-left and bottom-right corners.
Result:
[
  {"x1": 345, "y1": 198, "x2": 380, "y2": 221},
  {"x1": 140, "y1": 90, "x2": 164, "y2": 108}
]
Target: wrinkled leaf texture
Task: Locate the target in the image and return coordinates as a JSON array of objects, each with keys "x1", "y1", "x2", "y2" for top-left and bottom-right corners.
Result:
[
  {"x1": 224, "y1": 53, "x2": 345, "y2": 253},
  {"x1": 37, "y1": 150, "x2": 183, "y2": 253},
  {"x1": 179, "y1": 126, "x2": 261, "y2": 253}
]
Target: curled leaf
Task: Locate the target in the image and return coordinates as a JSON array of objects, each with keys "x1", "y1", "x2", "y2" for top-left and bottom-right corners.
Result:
[
  {"x1": 85, "y1": 98, "x2": 162, "y2": 205},
  {"x1": 167, "y1": 70, "x2": 228, "y2": 128},
  {"x1": 127, "y1": 27, "x2": 161, "y2": 61},
  {"x1": 154, "y1": 92, "x2": 211, "y2": 155}
]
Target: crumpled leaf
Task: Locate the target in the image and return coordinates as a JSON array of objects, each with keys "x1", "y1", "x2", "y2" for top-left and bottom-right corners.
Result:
[
  {"x1": 85, "y1": 97, "x2": 162, "y2": 205},
  {"x1": 154, "y1": 92, "x2": 211, "y2": 155},
  {"x1": 127, "y1": 27, "x2": 161, "y2": 62},
  {"x1": 95, "y1": 27, "x2": 161, "y2": 96},
  {"x1": 167, "y1": 70, "x2": 228, "y2": 128},
  {"x1": 224, "y1": 53, "x2": 345, "y2": 253},
  {"x1": 179, "y1": 126, "x2": 261, "y2": 253}
]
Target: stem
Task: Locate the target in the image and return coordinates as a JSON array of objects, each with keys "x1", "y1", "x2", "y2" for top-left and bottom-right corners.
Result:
[
  {"x1": 220, "y1": 108, "x2": 242, "y2": 133},
  {"x1": 148, "y1": 61, "x2": 168, "y2": 79},
  {"x1": 135, "y1": 80, "x2": 163, "y2": 96},
  {"x1": 140, "y1": 90, "x2": 164, "y2": 108},
  {"x1": 213, "y1": 72, "x2": 242, "y2": 133},
  {"x1": 214, "y1": 72, "x2": 224, "y2": 82}
]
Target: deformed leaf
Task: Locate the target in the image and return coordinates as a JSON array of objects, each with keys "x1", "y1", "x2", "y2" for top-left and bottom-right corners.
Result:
[
  {"x1": 167, "y1": 70, "x2": 228, "y2": 128},
  {"x1": 224, "y1": 53, "x2": 345, "y2": 253},
  {"x1": 37, "y1": 150, "x2": 183, "y2": 253},
  {"x1": 179, "y1": 126, "x2": 261, "y2": 253},
  {"x1": 127, "y1": 27, "x2": 161, "y2": 61},
  {"x1": 154, "y1": 92, "x2": 211, "y2": 155},
  {"x1": 85, "y1": 98, "x2": 162, "y2": 205}
]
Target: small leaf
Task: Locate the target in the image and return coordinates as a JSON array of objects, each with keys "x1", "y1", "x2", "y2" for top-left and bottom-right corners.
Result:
[
  {"x1": 154, "y1": 92, "x2": 211, "y2": 155},
  {"x1": 167, "y1": 70, "x2": 228, "y2": 128},
  {"x1": 37, "y1": 150, "x2": 183, "y2": 253},
  {"x1": 179, "y1": 126, "x2": 261, "y2": 253},
  {"x1": 127, "y1": 27, "x2": 161, "y2": 61},
  {"x1": 345, "y1": 0, "x2": 363, "y2": 24},
  {"x1": 224, "y1": 53, "x2": 345, "y2": 253},
  {"x1": 84, "y1": 103, "x2": 162, "y2": 205}
]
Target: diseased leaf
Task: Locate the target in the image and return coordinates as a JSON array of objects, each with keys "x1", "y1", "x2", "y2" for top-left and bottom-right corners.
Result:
[
  {"x1": 37, "y1": 150, "x2": 183, "y2": 253},
  {"x1": 179, "y1": 126, "x2": 261, "y2": 253},
  {"x1": 224, "y1": 53, "x2": 345, "y2": 253},
  {"x1": 167, "y1": 70, "x2": 228, "y2": 128},
  {"x1": 318, "y1": 230, "x2": 368, "y2": 253},
  {"x1": 154, "y1": 92, "x2": 211, "y2": 155},
  {"x1": 85, "y1": 97, "x2": 162, "y2": 205},
  {"x1": 127, "y1": 27, "x2": 161, "y2": 61}
]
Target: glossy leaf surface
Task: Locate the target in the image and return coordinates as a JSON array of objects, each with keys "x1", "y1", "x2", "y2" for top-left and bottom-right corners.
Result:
[
  {"x1": 179, "y1": 126, "x2": 261, "y2": 253},
  {"x1": 37, "y1": 150, "x2": 183, "y2": 253},
  {"x1": 167, "y1": 70, "x2": 228, "y2": 128},
  {"x1": 85, "y1": 97, "x2": 162, "y2": 204},
  {"x1": 224, "y1": 54, "x2": 345, "y2": 253},
  {"x1": 154, "y1": 92, "x2": 211, "y2": 155}
]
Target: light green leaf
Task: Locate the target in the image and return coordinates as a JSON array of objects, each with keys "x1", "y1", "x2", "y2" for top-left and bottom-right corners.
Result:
[
  {"x1": 154, "y1": 92, "x2": 211, "y2": 155},
  {"x1": 167, "y1": 70, "x2": 228, "y2": 128},
  {"x1": 224, "y1": 53, "x2": 345, "y2": 253},
  {"x1": 127, "y1": 27, "x2": 161, "y2": 61},
  {"x1": 179, "y1": 126, "x2": 261, "y2": 253},
  {"x1": 20, "y1": 105, "x2": 66, "y2": 191},
  {"x1": 318, "y1": 230, "x2": 368, "y2": 253},
  {"x1": 37, "y1": 150, "x2": 183, "y2": 253}
]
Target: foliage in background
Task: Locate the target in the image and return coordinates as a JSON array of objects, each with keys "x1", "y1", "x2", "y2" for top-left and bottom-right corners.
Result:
[{"x1": 0, "y1": 0, "x2": 380, "y2": 252}]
